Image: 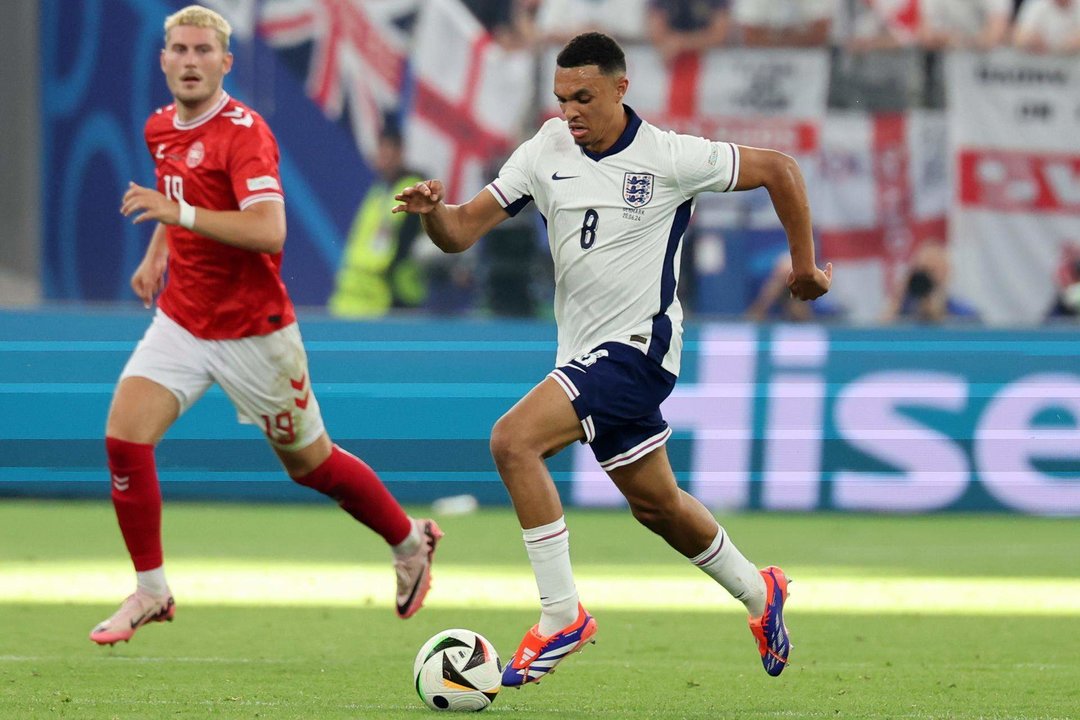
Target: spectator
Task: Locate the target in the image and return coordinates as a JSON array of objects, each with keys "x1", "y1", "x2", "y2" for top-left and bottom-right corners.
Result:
[
  {"x1": 918, "y1": 0, "x2": 1012, "y2": 50},
  {"x1": 1013, "y1": 0, "x2": 1080, "y2": 53},
  {"x1": 745, "y1": 253, "x2": 818, "y2": 322},
  {"x1": 881, "y1": 240, "x2": 978, "y2": 323},
  {"x1": 1046, "y1": 243, "x2": 1080, "y2": 319},
  {"x1": 840, "y1": 0, "x2": 920, "y2": 51},
  {"x1": 645, "y1": 0, "x2": 732, "y2": 66},
  {"x1": 462, "y1": 0, "x2": 513, "y2": 39},
  {"x1": 478, "y1": 207, "x2": 548, "y2": 317},
  {"x1": 509, "y1": 0, "x2": 545, "y2": 47},
  {"x1": 732, "y1": 0, "x2": 837, "y2": 47},
  {"x1": 329, "y1": 118, "x2": 428, "y2": 317},
  {"x1": 534, "y1": 0, "x2": 649, "y2": 45},
  {"x1": 462, "y1": 0, "x2": 540, "y2": 49}
]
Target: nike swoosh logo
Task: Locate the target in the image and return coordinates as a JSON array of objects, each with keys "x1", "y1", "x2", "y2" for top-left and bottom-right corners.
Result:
[
  {"x1": 129, "y1": 597, "x2": 175, "y2": 628},
  {"x1": 397, "y1": 569, "x2": 427, "y2": 616},
  {"x1": 396, "y1": 524, "x2": 438, "y2": 615},
  {"x1": 551, "y1": 172, "x2": 579, "y2": 181}
]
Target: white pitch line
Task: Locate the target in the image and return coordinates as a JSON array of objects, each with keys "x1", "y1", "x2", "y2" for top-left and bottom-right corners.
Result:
[
  {"x1": 0, "y1": 561, "x2": 1078, "y2": 615},
  {"x1": 0, "y1": 655, "x2": 301, "y2": 664}
]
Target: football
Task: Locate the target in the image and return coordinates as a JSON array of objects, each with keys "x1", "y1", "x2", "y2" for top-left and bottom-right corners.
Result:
[{"x1": 413, "y1": 629, "x2": 501, "y2": 712}]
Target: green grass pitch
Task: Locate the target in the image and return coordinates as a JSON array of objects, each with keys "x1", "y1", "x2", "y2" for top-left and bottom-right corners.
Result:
[{"x1": 1, "y1": 500, "x2": 1077, "y2": 719}]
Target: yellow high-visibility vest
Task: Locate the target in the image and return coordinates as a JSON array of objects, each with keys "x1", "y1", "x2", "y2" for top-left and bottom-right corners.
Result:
[{"x1": 329, "y1": 174, "x2": 425, "y2": 317}]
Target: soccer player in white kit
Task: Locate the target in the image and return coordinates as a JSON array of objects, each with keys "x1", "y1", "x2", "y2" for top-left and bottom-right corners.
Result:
[
  {"x1": 394, "y1": 32, "x2": 831, "y2": 684},
  {"x1": 89, "y1": 5, "x2": 441, "y2": 646}
]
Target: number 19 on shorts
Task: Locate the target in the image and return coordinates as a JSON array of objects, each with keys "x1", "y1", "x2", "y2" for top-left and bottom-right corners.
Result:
[{"x1": 261, "y1": 411, "x2": 296, "y2": 445}]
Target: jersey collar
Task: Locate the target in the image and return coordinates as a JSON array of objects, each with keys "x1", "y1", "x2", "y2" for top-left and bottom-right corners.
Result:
[
  {"x1": 581, "y1": 105, "x2": 642, "y2": 162},
  {"x1": 173, "y1": 92, "x2": 231, "y2": 131}
]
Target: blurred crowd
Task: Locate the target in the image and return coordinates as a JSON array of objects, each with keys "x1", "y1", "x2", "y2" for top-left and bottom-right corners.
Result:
[
  {"x1": 330, "y1": 0, "x2": 1080, "y2": 327},
  {"x1": 459, "y1": 0, "x2": 1080, "y2": 55}
]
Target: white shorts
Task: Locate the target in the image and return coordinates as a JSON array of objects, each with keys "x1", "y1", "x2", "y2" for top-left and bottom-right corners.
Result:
[{"x1": 120, "y1": 310, "x2": 326, "y2": 450}]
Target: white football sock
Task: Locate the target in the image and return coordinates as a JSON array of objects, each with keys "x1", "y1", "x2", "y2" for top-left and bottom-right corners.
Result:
[
  {"x1": 392, "y1": 518, "x2": 422, "y2": 557},
  {"x1": 136, "y1": 567, "x2": 169, "y2": 597},
  {"x1": 523, "y1": 517, "x2": 579, "y2": 636},
  {"x1": 691, "y1": 526, "x2": 767, "y2": 617}
]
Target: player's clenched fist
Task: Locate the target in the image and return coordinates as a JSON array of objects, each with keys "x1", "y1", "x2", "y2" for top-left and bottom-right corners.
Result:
[{"x1": 788, "y1": 262, "x2": 833, "y2": 302}]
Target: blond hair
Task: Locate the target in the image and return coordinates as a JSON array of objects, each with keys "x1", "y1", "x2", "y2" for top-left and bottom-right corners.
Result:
[{"x1": 164, "y1": 5, "x2": 232, "y2": 52}]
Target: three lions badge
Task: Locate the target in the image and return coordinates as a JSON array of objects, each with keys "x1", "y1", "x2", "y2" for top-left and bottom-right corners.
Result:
[{"x1": 623, "y1": 172, "x2": 653, "y2": 208}]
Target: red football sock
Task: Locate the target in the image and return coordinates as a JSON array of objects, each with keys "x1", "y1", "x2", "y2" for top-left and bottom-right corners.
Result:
[
  {"x1": 106, "y1": 436, "x2": 163, "y2": 572},
  {"x1": 294, "y1": 444, "x2": 411, "y2": 545}
]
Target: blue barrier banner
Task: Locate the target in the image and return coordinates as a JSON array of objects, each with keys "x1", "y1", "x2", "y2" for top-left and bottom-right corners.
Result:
[{"x1": 1, "y1": 310, "x2": 1077, "y2": 515}]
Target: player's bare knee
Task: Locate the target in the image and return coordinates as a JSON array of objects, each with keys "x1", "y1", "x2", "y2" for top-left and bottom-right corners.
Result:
[
  {"x1": 489, "y1": 416, "x2": 527, "y2": 469},
  {"x1": 105, "y1": 415, "x2": 158, "y2": 446}
]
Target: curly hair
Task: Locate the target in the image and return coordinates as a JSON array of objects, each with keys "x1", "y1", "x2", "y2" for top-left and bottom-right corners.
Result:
[{"x1": 556, "y1": 32, "x2": 626, "y2": 76}]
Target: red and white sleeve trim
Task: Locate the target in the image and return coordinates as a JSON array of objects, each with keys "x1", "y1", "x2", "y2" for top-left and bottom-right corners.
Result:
[{"x1": 239, "y1": 192, "x2": 285, "y2": 210}]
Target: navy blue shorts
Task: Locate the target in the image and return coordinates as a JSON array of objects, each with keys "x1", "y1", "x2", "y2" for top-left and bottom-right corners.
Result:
[{"x1": 547, "y1": 341, "x2": 677, "y2": 471}]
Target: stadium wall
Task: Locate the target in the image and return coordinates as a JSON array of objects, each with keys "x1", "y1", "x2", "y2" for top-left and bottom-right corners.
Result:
[{"x1": 1, "y1": 309, "x2": 1076, "y2": 516}]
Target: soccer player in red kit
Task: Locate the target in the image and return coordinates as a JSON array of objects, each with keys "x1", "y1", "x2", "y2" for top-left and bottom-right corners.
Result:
[{"x1": 89, "y1": 4, "x2": 441, "y2": 646}]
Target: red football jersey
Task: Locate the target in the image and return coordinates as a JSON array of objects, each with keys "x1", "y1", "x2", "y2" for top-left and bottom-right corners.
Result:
[{"x1": 146, "y1": 92, "x2": 295, "y2": 339}]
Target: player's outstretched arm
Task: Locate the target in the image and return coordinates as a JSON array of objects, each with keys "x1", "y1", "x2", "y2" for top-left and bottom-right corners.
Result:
[
  {"x1": 735, "y1": 146, "x2": 832, "y2": 301},
  {"x1": 121, "y1": 182, "x2": 286, "y2": 254},
  {"x1": 130, "y1": 223, "x2": 169, "y2": 309},
  {"x1": 392, "y1": 180, "x2": 508, "y2": 254}
]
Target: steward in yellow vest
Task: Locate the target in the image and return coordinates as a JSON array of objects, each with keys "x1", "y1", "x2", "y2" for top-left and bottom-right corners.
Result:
[{"x1": 330, "y1": 126, "x2": 427, "y2": 317}]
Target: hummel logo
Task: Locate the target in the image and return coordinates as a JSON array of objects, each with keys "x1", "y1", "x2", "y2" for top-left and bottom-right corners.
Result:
[
  {"x1": 112, "y1": 474, "x2": 130, "y2": 492},
  {"x1": 153, "y1": 144, "x2": 183, "y2": 162},
  {"x1": 551, "y1": 172, "x2": 579, "y2": 181},
  {"x1": 223, "y1": 106, "x2": 253, "y2": 127}
]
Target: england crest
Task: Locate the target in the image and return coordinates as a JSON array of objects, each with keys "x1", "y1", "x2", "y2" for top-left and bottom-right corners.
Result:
[{"x1": 623, "y1": 172, "x2": 654, "y2": 208}]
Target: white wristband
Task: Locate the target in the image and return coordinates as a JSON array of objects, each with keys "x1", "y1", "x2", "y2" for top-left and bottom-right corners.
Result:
[{"x1": 178, "y1": 198, "x2": 196, "y2": 230}]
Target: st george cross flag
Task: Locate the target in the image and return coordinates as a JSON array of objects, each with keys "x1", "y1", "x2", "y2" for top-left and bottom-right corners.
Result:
[
  {"x1": 259, "y1": 0, "x2": 410, "y2": 159},
  {"x1": 403, "y1": 0, "x2": 534, "y2": 203},
  {"x1": 814, "y1": 110, "x2": 949, "y2": 323},
  {"x1": 947, "y1": 50, "x2": 1080, "y2": 325}
]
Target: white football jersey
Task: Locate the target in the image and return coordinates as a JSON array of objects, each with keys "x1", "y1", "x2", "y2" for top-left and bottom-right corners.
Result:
[{"x1": 486, "y1": 107, "x2": 740, "y2": 376}]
